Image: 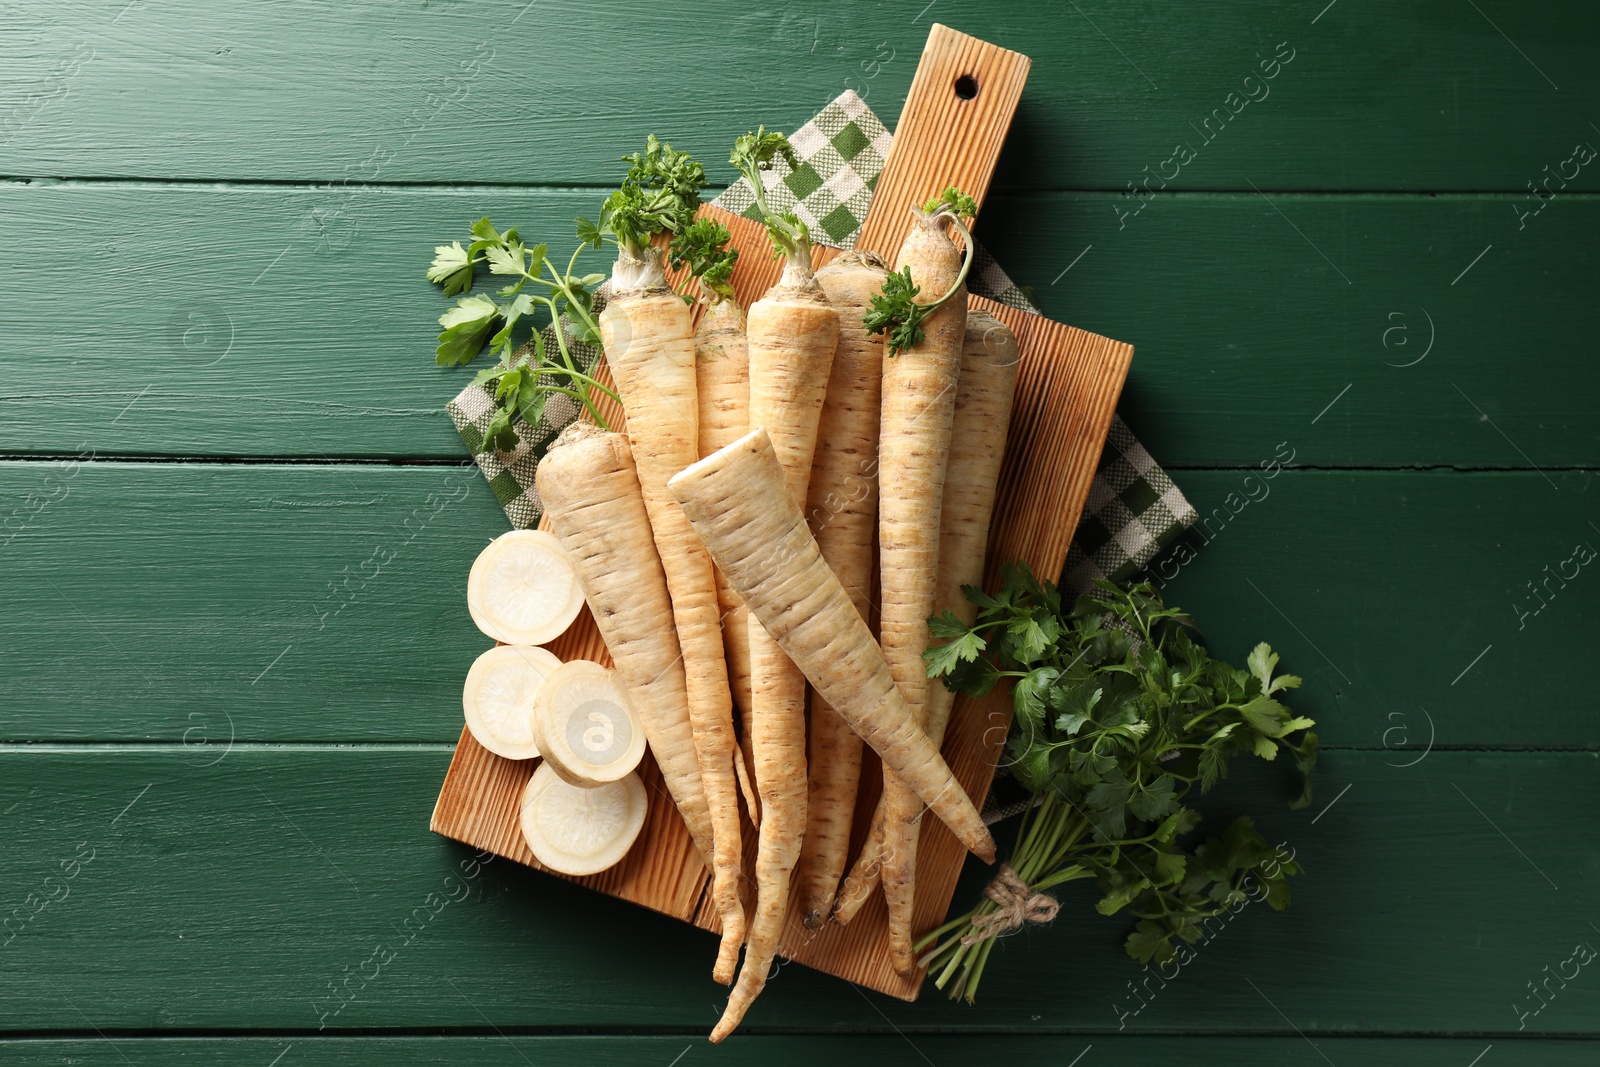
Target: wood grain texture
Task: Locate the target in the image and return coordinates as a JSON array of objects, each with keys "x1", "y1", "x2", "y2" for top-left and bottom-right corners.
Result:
[
  {"x1": 1, "y1": 464, "x2": 1592, "y2": 746},
  {"x1": 4, "y1": 748, "x2": 1596, "y2": 1033},
  {"x1": 0, "y1": 184, "x2": 1593, "y2": 466},
  {"x1": 3, "y1": 0, "x2": 1597, "y2": 191},
  {"x1": 0, "y1": 1037, "x2": 1592, "y2": 1065},
  {"x1": 851, "y1": 24, "x2": 1029, "y2": 257}
]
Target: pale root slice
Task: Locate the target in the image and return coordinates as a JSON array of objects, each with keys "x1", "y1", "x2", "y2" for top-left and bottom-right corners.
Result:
[
  {"x1": 461, "y1": 644, "x2": 563, "y2": 761},
  {"x1": 531, "y1": 660, "x2": 646, "y2": 786},
  {"x1": 466, "y1": 530, "x2": 585, "y2": 646},
  {"x1": 518, "y1": 762, "x2": 647, "y2": 877},
  {"x1": 878, "y1": 308, "x2": 1021, "y2": 973},
  {"x1": 534, "y1": 421, "x2": 715, "y2": 871},
  {"x1": 797, "y1": 250, "x2": 888, "y2": 929},
  {"x1": 669, "y1": 427, "x2": 994, "y2": 867}
]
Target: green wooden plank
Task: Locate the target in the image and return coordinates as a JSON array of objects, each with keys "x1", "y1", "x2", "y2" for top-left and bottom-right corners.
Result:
[
  {"x1": 0, "y1": 183, "x2": 1594, "y2": 465},
  {"x1": 983, "y1": 191, "x2": 1600, "y2": 469},
  {"x1": 0, "y1": 463, "x2": 1592, "y2": 747},
  {"x1": 2, "y1": 1, "x2": 1596, "y2": 191},
  {"x1": 0, "y1": 1036, "x2": 1591, "y2": 1065},
  {"x1": 0, "y1": 748, "x2": 1595, "y2": 1034},
  {"x1": 1153, "y1": 469, "x2": 1599, "y2": 752},
  {"x1": 0, "y1": 461, "x2": 506, "y2": 743}
]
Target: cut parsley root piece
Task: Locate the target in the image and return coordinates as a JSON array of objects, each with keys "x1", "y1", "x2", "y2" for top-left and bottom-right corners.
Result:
[
  {"x1": 531, "y1": 660, "x2": 646, "y2": 785},
  {"x1": 518, "y1": 762, "x2": 647, "y2": 876},
  {"x1": 462, "y1": 644, "x2": 563, "y2": 761},
  {"x1": 466, "y1": 530, "x2": 584, "y2": 645}
]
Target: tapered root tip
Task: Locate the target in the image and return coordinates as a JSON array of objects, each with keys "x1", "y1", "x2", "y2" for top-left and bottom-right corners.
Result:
[
  {"x1": 710, "y1": 956, "x2": 767, "y2": 1043},
  {"x1": 971, "y1": 830, "x2": 997, "y2": 865},
  {"x1": 713, "y1": 932, "x2": 740, "y2": 986},
  {"x1": 831, "y1": 888, "x2": 867, "y2": 926},
  {"x1": 709, "y1": 1007, "x2": 743, "y2": 1044}
]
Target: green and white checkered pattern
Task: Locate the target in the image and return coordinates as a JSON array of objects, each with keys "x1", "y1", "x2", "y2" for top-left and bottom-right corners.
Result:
[
  {"x1": 448, "y1": 91, "x2": 1195, "y2": 587},
  {"x1": 1062, "y1": 418, "x2": 1197, "y2": 590},
  {"x1": 716, "y1": 91, "x2": 892, "y2": 248}
]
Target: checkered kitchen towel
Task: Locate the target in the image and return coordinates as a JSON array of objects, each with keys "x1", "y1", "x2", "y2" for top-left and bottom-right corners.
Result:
[{"x1": 448, "y1": 91, "x2": 1195, "y2": 588}]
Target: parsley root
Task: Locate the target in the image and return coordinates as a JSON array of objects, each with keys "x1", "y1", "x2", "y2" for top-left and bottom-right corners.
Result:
[
  {"x1": 534, "y1": 422, "x2": 714, "y2": 867},
  {"x1": 840, "y1": 199, "x2": 974, "y2": 934},
  {"x1": 592, "y1": 139, "x2": 745, "y2": 981},
  {"x1": 712, "y1": 129, "x2": 841, "y2": 1039},
  {"x1": 796, "y1": 250, "x2": 890, "y2": 929},
  {"x1": 683, "y1": 233, "x2": 761, "y2": 827},
  {"x1": 879, "y1": 309, "x2": 1019, "y2": 973}
]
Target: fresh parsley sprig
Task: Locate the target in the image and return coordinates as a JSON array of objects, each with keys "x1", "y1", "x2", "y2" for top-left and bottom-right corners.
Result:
[
  {"x1": 729, "y1": 127, "x2": 812, "y2": 267},
  {"x1": 916, "y1": 570, "x2": 1318, "y2": 1001},
  {"x1": 922, "y1": 185, "x2": 978, "y2": 218},
  {"x1": 578, "y1": 134, "x2": 708, "y2": 261},
  {"x1": 861, "y1": 186, "x2": 977, "y2": 356},
  {"x1": 425, "y1": 216, "x2": 619, "y2": 451},
  {"x1": 668, "y1": 217, "x2": 739, "y2": 302}
]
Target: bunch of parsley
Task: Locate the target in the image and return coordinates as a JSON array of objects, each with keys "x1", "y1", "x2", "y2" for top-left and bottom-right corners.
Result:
[{"x1": 918, "y1": 569, "x2": 1318, "y2": 1001}]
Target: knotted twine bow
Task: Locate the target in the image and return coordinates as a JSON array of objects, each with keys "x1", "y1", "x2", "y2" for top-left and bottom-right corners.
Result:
[{"x1": 958, "y1": 864, "x2": 1060, "y2": 946}]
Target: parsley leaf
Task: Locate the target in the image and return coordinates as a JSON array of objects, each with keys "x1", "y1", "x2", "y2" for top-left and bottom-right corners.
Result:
[
  {"x1": 923, "y1": 629, "x2": 988, "y2": 681},
  {"x1": 728, "y1": 128, "x2": 812, "y2": 265},
  {"x1": 921, "y1": 185, "x2": 978, "y2": 218},
  {"x1": 598, "y1": 135, "x2": 708, "y2": 256},
  {"x1": 668, "y1": 217, "x2": 739, "y2": 300},
  {"x1": 426, "y1": 241, "x2": 474, "y2": 296},
  {"x1": 435, "y1": 294, "x2": 499, "y2": 366},
  {"x1": 424, "y1": 216, "x2": 621, "y2": 448}
]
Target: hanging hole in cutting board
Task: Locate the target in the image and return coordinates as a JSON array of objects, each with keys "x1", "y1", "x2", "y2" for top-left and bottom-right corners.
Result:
[{"x1": 954, "y1": 74, "x2": 979, "y2": 99}]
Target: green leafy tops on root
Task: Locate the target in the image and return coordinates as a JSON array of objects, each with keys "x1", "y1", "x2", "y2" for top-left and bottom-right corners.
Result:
[{"x1": 729, "y1": 127, "x2": 812, "y2": 267}]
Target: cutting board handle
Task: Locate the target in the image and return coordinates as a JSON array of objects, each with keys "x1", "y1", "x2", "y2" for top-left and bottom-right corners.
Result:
[{"x1": 853, "y1": 23, "x2": 1031, "y2": 258}]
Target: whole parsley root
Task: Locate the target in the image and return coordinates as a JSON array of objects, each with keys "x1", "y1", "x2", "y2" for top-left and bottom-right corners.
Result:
[
  {"x1": 848, "y1": 191, "x2": 975, "y2": 967},
  {"x1": 675, "y1": 219, "x2": 762, "y2": 827},
  {"x1": 794, "y1": 250, "x2": 890, "y2": 930},
  {"x1": 712, "y1": 129, "x2": 841, "y2": 1042},
  {"x1": 917, "y1": 573, "x2": 1318, "y2": 1002},
  {"x1": 878, "y1": 310, "x2": 1020, "y2": 975},
  {"x1": 586, "y1": 137, "x2": 747, "y2": 986}
]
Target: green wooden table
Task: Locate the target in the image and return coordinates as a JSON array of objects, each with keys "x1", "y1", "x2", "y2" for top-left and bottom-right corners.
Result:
[{"x1": 3, "y1": 2, "x2": 1596, "y2": 1062}]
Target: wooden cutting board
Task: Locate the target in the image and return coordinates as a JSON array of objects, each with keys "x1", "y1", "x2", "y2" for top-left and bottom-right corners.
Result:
[{"x1": 431, "y1": 23, "x2": 1134, "y2": 1001}]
